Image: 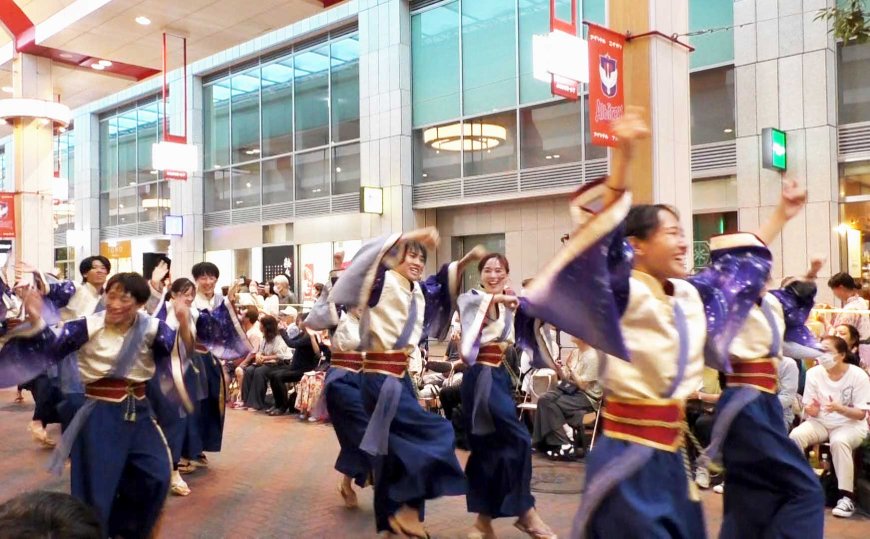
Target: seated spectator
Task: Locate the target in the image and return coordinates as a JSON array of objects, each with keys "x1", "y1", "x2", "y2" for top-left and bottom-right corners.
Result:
[
  {"x1": 789, "y1": 336, "x2": 870, "y2": 518},
  {"x1": 532, "y1": 337, "x2": 603, "y2": 460},
  {"x1": 0, "y1": 490, "x2": 101, "y2": 539},
  {"x1": 834, "y1": 323, "x2": 864, "y2": 369},
  {"x1": 266, "y1": 313, "x2": 323, "y2": 416},
  {"x1": 278, "y1": 305, "x2": 300, "y2": 339},
  {"x1": 779, "y1": 356, "x2": 800, "y2": 429},
  {"x1": 231, "y1": 306, "x2": 262, "y2": 408},
  {"x1": 240, "y1": 315, "x2": 292, "y2": 411}
]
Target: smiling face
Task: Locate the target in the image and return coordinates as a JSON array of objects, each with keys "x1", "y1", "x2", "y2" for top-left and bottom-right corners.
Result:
[
  {"x1": 85, "y1": 260, "x2": 109, "y2": 288},
  {"x1": 631, "y1": 209, "x2": 689, "y2": 281},
  {"x1": 480, "y1": 257, "x2": 508, "y2": 294},
  {"x1": 172, "y1": 286, "x2": 195, "y2": 307},
  {"x1": 104, "y1": 284, "x2": 142, "y2": 327},
  {"x1": 395, "y1": 247, "x2": 426, "y2": 282},
  {"x1": 196, "y1": 274, "x2": 217, "y2": 297}
]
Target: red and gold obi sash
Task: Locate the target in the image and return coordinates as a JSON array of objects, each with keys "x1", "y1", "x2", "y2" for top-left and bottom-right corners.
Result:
[
  {"x1": 602, "y1": 397, "x2": 685, "y2": 452},
  {"x1": 477, "y1": 344, "x2": 505, "y2": 367},
  {"x1": 362, "y1": 351, "x2": 408, "y2": 377},
  {"x1": 726, "y1": 357, "x2": 777, "y2": 394},
  {"x1": 331, "y1": 351, "x2": 364, "y2": 373}
]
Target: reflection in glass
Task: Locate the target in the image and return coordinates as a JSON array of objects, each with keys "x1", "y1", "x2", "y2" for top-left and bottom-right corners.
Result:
[
  {"x1": 231, "y1": 69, "x2": 261, "y2": 163},
  {"x1": 689, "y1": 67, "x2": 735, "y2": 145},
  {"x1": 839, "y1": 41, "x2": 870, "y2": 124},
  {"x1": 331, "y1": 36, "x2": 360, "y2": 142},
  {"x1": 414, "y1": 127, "x2": 462, "y2": 182},
  {"x1": 261, "y1": 59, "x2": 294, "y2": 157},
  {"x1": 100, "y1": 118, "x2": 118, "y2": 192},
  {"x1": 461, "y1": 0, "x2": 517, "y2": 115},
  {"x1": 204, "y1": 81, "x2": 231, "y2": 169},
  {"x1": 518, "y1": 0, "x2": 552, "y2": 105},
  {"x1": 117, "y1": 187, "x2": 137, "y2": 225},
  {"x1": 520, "y1": 100, "x2": 582, "y2": 169},
  {"x1": 296, "y1": 149, "x2": 329, "y2": 199},
  {"x1": 138, "y1": 181, "x2": 167, "y2": 223},
  {"x1": 204, "y1": 169, "x2": 232, "y2": 212},
  {"x1": 463, "y1": 112, "x2": 517, "y2": 177},
  {"x1": 411, "y1": 1, "x2": 461, "y2": 126},
  {"x1": 100, "y1": 192, "x2": 114, "y2": 227},
  {"x1": 332, "y1": 143, "x2": 360, "y2": 195},
  {"x1": 839, "y1": 200, "x2": 870, "y2": 282},
  {"x1": 117, "y1": 109, "x2": 138, "y2": 188},
  {"x1": 232, "y1": 162, "x2": 261, "y2": 208},
  {"x1": 583, "y1": 96, "x2": 607, "y2": 160},
  {"x1": 262, "y1": 156, "x2": 294, "y2": 205},
  {"x1": 137, "y1": 102, "x2": 159, "y2": 178},
  {"x1": 295, "y1": 46, "x2": 331, "y2": 149}
]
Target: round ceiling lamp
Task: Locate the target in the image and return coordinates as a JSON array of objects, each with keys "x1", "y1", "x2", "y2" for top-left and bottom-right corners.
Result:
[
  {"x1": 0, "y1": 98, "x2": 71, "y2": 128},
  {"x1": 422, "y1": 121, "x2": 507, "y2": 152}
]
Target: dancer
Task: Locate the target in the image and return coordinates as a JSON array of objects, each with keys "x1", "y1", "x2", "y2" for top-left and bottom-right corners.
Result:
[
  {"x1": 307, "y1": 303, "x2": 372, "y2": 509},
  {"x1": 0, "y1": 273, "x2": 188, "y2": 538},
  {"x1": 329, "y1": 228, "x2": 478, "y2": 538},
  {"x1": 521, "y1": 109, "x2": 806, "y2": 539},
  {"x1": 456, "y1": 253, "x2": 556, "y2": 539},
  {"x1": 702, "y1": 258, "x2": 825, "y2": 537}
]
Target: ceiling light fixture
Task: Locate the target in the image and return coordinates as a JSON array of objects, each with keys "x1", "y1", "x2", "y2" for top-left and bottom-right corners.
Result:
[
  {"x1": 1, "y1": 86, "x2": 12, "y2": 94},
  {"x1": 135, "y1": 16, "x2": 151, "y2": 26},
  {"x1": 91, "y1": 63, "x2": 105, "y2": 70},
  {"x1": 98, "y1": 60, "x2": 112, "y2": 67},
  {"x1": 723, "y1": 128, "x2": 733, "y2": 134},
  {"x1": 423, "y1": 122, "x2": 507, "y2": 152}
]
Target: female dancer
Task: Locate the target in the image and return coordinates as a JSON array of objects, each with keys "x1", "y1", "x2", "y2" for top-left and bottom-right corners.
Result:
[
  {"x1": 521, "y1": 109, "x2": 806, "y2": 538},
  {"x1": 456, "y1": 253, "x2": 556, "y2": 539},
  {"x1": 329, "y1": 228, "x2": 480, "y2": 538}
]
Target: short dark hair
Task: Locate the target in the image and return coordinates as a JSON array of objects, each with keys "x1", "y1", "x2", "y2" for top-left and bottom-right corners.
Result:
[
  {"x1": 165, "y1": 277, "x2": 195, "y2": 302},
  {"x1": 105, "y1": 273, "x2": 150, "y2": 304},
  {"x1": 835, "y1": 324, "x2": 860, "y2": 349},
  {"x1": 243, "y1": 306, "x2": 259, "y2": 325},
  {"x1": 403, "y1": 241, "x2": 427, "y2": 263},
  {"x1": 191, "y1": 262, "x2": 220, "y2": 279},
  {"x1": 477, "y1": 253, "x2": 510, "y2": 274},
  {"x1": 0, "y1": 490, "x2": 102, "y2": 539},
  {"x1": 828, "y1": 272, "x2": 858, "y2": 290},
  {"x1": 625, "y1": 204, "x2": 680, "y2": 240},
  {"x1": 79, "y1": 256, "x2": 111, "y2": 283}
]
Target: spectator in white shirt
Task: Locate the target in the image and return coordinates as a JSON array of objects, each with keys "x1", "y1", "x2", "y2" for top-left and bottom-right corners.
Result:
[{"x1": 789, "y1": 336, "x2": 870, "y2": 518}]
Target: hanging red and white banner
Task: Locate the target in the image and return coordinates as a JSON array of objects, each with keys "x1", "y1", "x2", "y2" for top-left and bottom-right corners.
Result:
[
  {"x1": 587, "y1": 23, "x2": 625, "y2": 147},
  {"x1": 0, "y1": 193, "x2": 16, "y2": 238}
]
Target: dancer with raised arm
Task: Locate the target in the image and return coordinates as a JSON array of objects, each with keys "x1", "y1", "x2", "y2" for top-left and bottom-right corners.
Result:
[{"x1": 521, "y1": 109, "x2": 807, "y2": 539}]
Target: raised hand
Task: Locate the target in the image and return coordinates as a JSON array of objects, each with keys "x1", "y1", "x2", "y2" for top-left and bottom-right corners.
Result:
[
  {"x1": 779, "y1": 179, "x2": 807, "y2": 221},
  {"x1": 402, "y1": 227, "x2": 440, "y2": 249},
  {"x1": 151, "y1": 260, "x2": 170, "y2": 290},
  {"x1": 807, "y1": 255, "x2": 826, "y2": 280},
  {"x1": 611, "y1": 106, "x2": 650, "y2": 151},
  {"x1": 23, "y1": 288, "x2": 44, "y2": 324}
]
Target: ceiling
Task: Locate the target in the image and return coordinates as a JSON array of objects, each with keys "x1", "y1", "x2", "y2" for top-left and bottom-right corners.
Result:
[{"x1": 0, "y1": 0, "x2": 344, "y2": 111}]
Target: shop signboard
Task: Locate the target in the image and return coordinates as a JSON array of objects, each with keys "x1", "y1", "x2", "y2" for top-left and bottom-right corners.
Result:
[
  {"x1": 0, "y1": 192, "x2": 15, "y2": 238},
  {"x1": 587, "y1": 23, "x2": 626, "y2": 147}
]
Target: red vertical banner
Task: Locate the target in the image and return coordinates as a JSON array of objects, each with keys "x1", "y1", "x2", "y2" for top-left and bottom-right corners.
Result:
[
  {"x1": 587, "y1": 24, "x2": 626, "y2": 147},
  {"x1": 0, "y1": 193, "x2": 15, "y2": 238}
]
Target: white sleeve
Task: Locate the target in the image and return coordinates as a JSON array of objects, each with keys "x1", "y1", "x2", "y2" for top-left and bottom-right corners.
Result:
[
  {"x1": 852, "y1": 368, "x2": 870, "y2": 411},
  {"x1": 802, "y1": 368, "x2": 821, "y2": 405}
]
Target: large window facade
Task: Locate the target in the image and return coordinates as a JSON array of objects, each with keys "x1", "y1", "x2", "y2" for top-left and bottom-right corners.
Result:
[
  {"x1": 689, "y1": 67, "x2": 735, "y2": 145},
  {"x1": 99, "y1": 97, "x2": 169, "y2": 228},
  {"x1": 839, "y1": 41, "x2": 870, "y2": 125},
  {"x1": 202, "y1": 28, "x2": 360, "y2": 212},
  {"x1": 411, "y1": 0, "x2": 606, "y2": 184}
]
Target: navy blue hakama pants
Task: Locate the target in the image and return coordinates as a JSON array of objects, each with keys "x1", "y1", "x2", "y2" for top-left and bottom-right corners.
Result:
[
  {"x1": 324, "y1": 370, "x2": 372, "y2": 487},
  {"x1": 197, "y1": 352, "x2": 225, "y2": 453}
]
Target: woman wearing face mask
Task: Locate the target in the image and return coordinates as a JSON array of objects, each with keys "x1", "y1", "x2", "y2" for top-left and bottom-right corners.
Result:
[
  {"x1": 789, "y1": 336, "x2": 870, "y2": 518},
  {"x1": 329, "y1": 228, "x2": 483, "y2": 538},
  {"x1": 457, "y1": 253, "x2": 556, "y2": 539}
]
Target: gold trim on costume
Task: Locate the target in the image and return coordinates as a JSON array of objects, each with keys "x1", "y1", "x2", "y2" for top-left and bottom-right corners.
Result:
[
  {"x1": 604, "y1": 431, "x2": 683, "y2": 452},
  {"x1": 601, "y1": 412, "x2": 683, "y2": 428}
]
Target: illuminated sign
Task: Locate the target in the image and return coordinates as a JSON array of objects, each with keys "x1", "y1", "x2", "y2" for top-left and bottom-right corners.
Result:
[
  {"x1": 762, "y1": 128, "x2": 787, "y2": 171},
  {"x1": 360, "y1": 186, "x2": 383, "y2": 215}
]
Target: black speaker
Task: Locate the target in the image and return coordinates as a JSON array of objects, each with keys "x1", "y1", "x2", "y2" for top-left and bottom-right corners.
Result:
[{"x1": 143, "y1": 253, "x2": 171, "y2": 280}]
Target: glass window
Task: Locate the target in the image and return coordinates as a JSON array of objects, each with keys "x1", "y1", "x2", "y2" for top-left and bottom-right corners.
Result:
[
  {"x1": 583, "y1": 0, "x2": 606, "y2": 25},
  {"x1": 692, "y1": 211, "x2": 738, "y2": 268},
  {"x1": 333, "y1": 143, "x2": 360, "y2": 195},
  {"x1": 462, "y1": 0, "x2": 517, "y2": 115},
  {"x1": 137, "y1": 102, "x2": 159, "y2": 179},
  {"x1": 117, "y1": 187, "x2": 137, "y2": 225},
  {"x1": 414, "y1": 124, "x2": 462, "y2": 182},
  {"x1": 262, "y1": 156, "x2": 294, "y2": 205},
  {"x1": 232, "y1": 162, "x2": 261, "y2": 209},
  {"x1": 463, "y1": 111, "x2": 518, "y2": 177},
  {"x1": 451, "y1": 234, "x2": 506, "y2": 292},
  {"x1": 117, "y1": 110, "x2": 138, "y2": 188},
  {"x1": 583, "y1": 96, "x2": 608, "y2": 160},
  {"x1": 841, "y1": 162, "x2": 870, "y2": 197},
  {"x1": 204, "y1": 81, "x2": 231, "y2": 169},
  {"x1": 231, "y1": 69, "x2": 261, "y2": 163},
  {"x1": 100, "y1": 192, "x2": 114, "y2": 227},
  {"x1": 689, "y1": 0, "x2": 733, "y2": 70},
  {"x1": 690, "y1": 67, "x2": 735, "y2": 145},
  {"x1": 412, "y1": 1, "x2": 461, "y2": 126},
  {"x1": 331, "y1": 35, "x2": 360, "y2": 142},
  {"x1": 296, "y1": 149, "x2": 329, "y2": 199},
  {"x1": 839, "y1": 200, "x2": 870, "y2": 281},
  {"x1": 520, "y1": 100, "x2": 582, "y2": 168},
  {"x1": 138, "y1": 181, "x2": 166, "y2": 223},
  {"x1": 518, "y1": 0, "x2": 552, "y2": 105},
  {"x1": 838, "y1": 41, "x2": 870, "y2": 124},
  {"x1": 295, "y1": 46, "x2": 331, "y2": 149},
  {"x1": 261, "y1": 59, "x2": 294, "y2": 157},
  {"x1": 100, "y1": 118, "x2": 118, "y2": 192},
  {"x1": 204, "y1": 169, "x2": 232, "y2": 213}
]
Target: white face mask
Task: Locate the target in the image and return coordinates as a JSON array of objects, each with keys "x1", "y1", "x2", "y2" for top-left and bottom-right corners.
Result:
[{"x1": 817, "y1": 353, "x2": 836, "y2": 371}]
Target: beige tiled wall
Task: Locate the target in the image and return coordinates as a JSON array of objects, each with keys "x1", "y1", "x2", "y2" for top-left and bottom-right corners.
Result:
[{"x1": 432, "y1": 196, "x2": 574, "y2": 283}]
